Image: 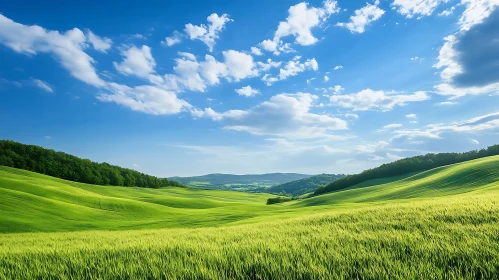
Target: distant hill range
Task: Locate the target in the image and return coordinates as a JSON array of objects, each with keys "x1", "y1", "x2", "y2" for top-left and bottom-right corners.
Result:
[
  {"x1": 170, "y1": 173, "x2": 313, "y2": 191},
  {"x1": 265, "y1": 174, "x2": 346, "y2": 196}
]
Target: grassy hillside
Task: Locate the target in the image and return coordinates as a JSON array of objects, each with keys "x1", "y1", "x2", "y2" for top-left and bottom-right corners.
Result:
[
  {"x1": 265, "y1": 173, "x2": 345, "y2": 196},
  {"x1": 314, "y1": 144, "x2": 499, "y2": 196},
  {"x1": 170, "y1": 173, "x2": 312, "y2": 191},
  {"x1": 0, "y1": 140, "x2": 185, "y2": 188},
  {"x1": 2, "y1": 155, "x2": 499, "y2": 278}
]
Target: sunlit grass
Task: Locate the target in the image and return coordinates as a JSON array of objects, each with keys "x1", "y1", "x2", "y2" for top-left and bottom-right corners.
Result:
[{"x1": 1, "y1": 155, "x2": 499, "y2": 278}]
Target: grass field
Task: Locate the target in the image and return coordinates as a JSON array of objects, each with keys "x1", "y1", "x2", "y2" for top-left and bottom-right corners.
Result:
[{"x1": 1, "y1": 155, "x2": 499, "y2": 278}]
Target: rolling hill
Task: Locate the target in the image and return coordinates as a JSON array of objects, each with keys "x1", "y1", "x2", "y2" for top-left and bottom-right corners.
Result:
[
  {"x1": 2, "y1": 153, "x2": 499, "y2": 278},
  {"x1": 314, "y1": 144, "x2": 499, "y2": 196},
  {"x1": 170, "y1": 173, "x2": 312, "y2": 191}
]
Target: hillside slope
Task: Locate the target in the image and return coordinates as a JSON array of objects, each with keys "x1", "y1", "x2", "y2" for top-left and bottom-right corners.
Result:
[
  {"x1": 2, "y1": 175, "x2": 499, "y2": 279},
  {"x1": 0, "y1": 140, "x2": 185, "y2": 188},
  {"x1": 297, "y1": 155, "x2": 499, "y2": 207},
  {"x1": 2, "y1": 155, "x2": 499, "y2": 233},
  {"x1": 314, "y1": 144, "x2": 499, "y2": 196}
]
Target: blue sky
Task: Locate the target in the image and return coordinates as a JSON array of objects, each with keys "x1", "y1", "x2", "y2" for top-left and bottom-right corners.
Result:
[{"x1": 1, "y1": 0, "x2": 499, "y2": 176}]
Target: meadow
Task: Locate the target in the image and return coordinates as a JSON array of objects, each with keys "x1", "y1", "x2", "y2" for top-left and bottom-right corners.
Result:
[{"x1": 1, "y1": 155, "x2": 499, "y2": 278}]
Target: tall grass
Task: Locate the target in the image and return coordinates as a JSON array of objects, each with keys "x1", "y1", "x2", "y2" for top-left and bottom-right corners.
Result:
[{"x1": 1, "y1": 192, "x2": 499, "y2": 279}]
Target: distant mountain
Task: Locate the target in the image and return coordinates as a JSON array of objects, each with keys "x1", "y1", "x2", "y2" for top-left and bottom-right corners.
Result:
[
  {"x1": 170, "y1": 173, "x2": 312, "y2": 191},
  {"x1": 265, "y1": 174, "x2": 346, "y2": 196}
]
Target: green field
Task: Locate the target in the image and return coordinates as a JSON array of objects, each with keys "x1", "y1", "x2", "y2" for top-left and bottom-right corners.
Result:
[{"x1": 2, "y1": 155, "x2": 499, "y2": 278}]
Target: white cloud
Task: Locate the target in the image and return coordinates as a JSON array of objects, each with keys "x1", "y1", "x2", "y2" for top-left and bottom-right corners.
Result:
[
  {"x1": 344, "y1": 113, "x2": 359, "y2": 119},
  {"x1": 438, "y1": 6, "x2": 456, "y2": 17},
  {"x1": 257, "y1": 59, "x2": 282, "y2": 72},
  {"x1": 251, "y1": 47, "x2": 263, "y2": 56},
  {"x1": 410, "y1": 56, "x2": 424, "y2": 62},
  {"x1": 260, "y1": 39, "x2": 278, "y2": 52},
  {"x1": 337, "y1": 0, "x2": 385, "y2": 34},
  {"x1": 97, "y1": 83, "x2": 191, "y2": 115},
  {"x1": 113, "y1": 45, "x2": 157, "y2": 80},
  {"x1": 162, "y1": 30, "x2": 182, "y2": 47},
  {"x1": 262, "y1": 57, "x2": 319, "y2": 85},
  {"x1": 470, "y1": 138, "x2": 480, "y2": 144},
  {"x1": 324, "y1": 75, "x2": 329, "y2": 82},
  {"x1": 163, "y1": 50, "x2": 257, "y2": 93},
  {"x1": 44, "y1": 136, "x2": 52, "y2": 140},
  {"x1": 434, "y1": 0, "x2": 499, "y2": 98},
  {"x1": 0, "y1": 14, "x2": 105, "y2": 87},
  {"x1": 392, "y1": 111, "x2": 499, "y2": 140},
  {"x1": 333, "y1": 65, "x2": 343, "y2": 70},
  {"x1": 435, "y1": 101, "x2": 458, "y2": 106},
  {"x1": 235, "y1": 85, "x2": 260, "y2": 97},
  {"x1": 184, "y1": 13, "x2": 233, "y2": 52},
  {"x1": 178, "y1": 52, "x2": 196, "y2": 61},
  {"x1": 259, "y1": 1, "x2": 339, "y2": 55},
  {"x1": 274, "y1": 1, "x2": 339, "y2": 46},
  {"x1": 32, "y1": 79, "x2": 54, "y2": 93},
  {"x1": 392, "y1": 0, "x2": 448, "y2": 18},
  {"x1": 193, "y1": 92, "x2": 348, "y2": 140},
  {"x1": 406, "y1": 113, "x2": 417, "y2": 119},
  {"x1": 385, "y1": 123, "x2": 404, "y2": 129},
  {"x1": 329, "y1": 89, "x2": 430, "y2": 111},
  {"x1": 223, "y1": 50, "x2": 259, "y2": 81},
  {"x1": 86, "y1": 30, "x2": 112, "y2": 52}
]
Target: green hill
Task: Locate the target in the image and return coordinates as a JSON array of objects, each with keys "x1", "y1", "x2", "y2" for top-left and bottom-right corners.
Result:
[
  {"x1": 2, "y1": 154, "x2": 499, "y2": 278},
  {"x1": 170, "y1": 173, "x2": 312, "y2": 191},
  {"x1": 0, "y1": 140, "x2": 185, "y2": 189},
  {"x1": 314, "y1": 144, "x2": 499, "y2": 196},
  {"x1": 265, "y1": 173, "x2": 345, "y2": 196}
]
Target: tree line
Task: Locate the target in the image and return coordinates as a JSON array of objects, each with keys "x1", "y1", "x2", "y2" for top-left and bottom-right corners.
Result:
[
  {"x1": 314, "y1": 144, "x2": 499, "y2": 196},
  {"x1": 0, "y1": 140, "x2": 185, "y2": 188}
]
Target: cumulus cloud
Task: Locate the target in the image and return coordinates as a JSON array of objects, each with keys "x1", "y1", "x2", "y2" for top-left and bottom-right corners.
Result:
[
  {"x1": 235, "y1": 85, "x2": 260, "y2": 97},
  {"x1": 333, "y1": 65, "x2": 343, "y2": 70},
  {"x1": 336, "y1": 0, "x2": 385, "y2": 34},
  {"x1": 184, "y1": 13, "x2": 233, "y2": 51},
  {"x1": 257, "y1": 59, "x2": 282, "y2": 72},
  {"x1": 262, "y1": 56, "x2": 319, "y2": 85},
  {"x1": 251, "y1": 47, "x2": 263, "y2": 56},
  {"x1": 438, "y1": 6, "x2": 456, "y2": 17},
  {"x1": 0, "y1": 14, "x2": 195, "y2": 116},
  {"x1": 434, "y1": 1, "x2": 499, "y2": 98},
  {"x1": 114, "y1": 45, "x2": 158, "y2": 80},
  {"x1": 329, "y1": 89, "x2": 430, "y2": 111},
  {"x1": 162, "y1": 30, "x2": 182, "y2": 47},
  {"x1": 163, "y1": 50, "x2": 258, "y2": 93},
  {"x1": 86, "y1": 30, "x2": 112, "y2": 52},
  {"x1": 97, "y1": 83, "x2": 191, "y2": 115},
  {"x1": 192, "y1": 93, "x2": 348, "y2": 140},
  {"x1": 0, "y1": 14, "x2": 105, "y2": 87},
  {"x1": 392, "y1": 0, "x2": 448, "y2": 18},
  {"x1": 258, "y1": 1, "x2": 339, "y2": 54},
  {"x1": 324, "y1": 75, "x2": 330, "y2": 82},
  {"x1": 32, "y1": 79, "x2": 54, "y2": 93},
  {"x1": 406, "y1": 113, "x2": 417, "y2": 119}
]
